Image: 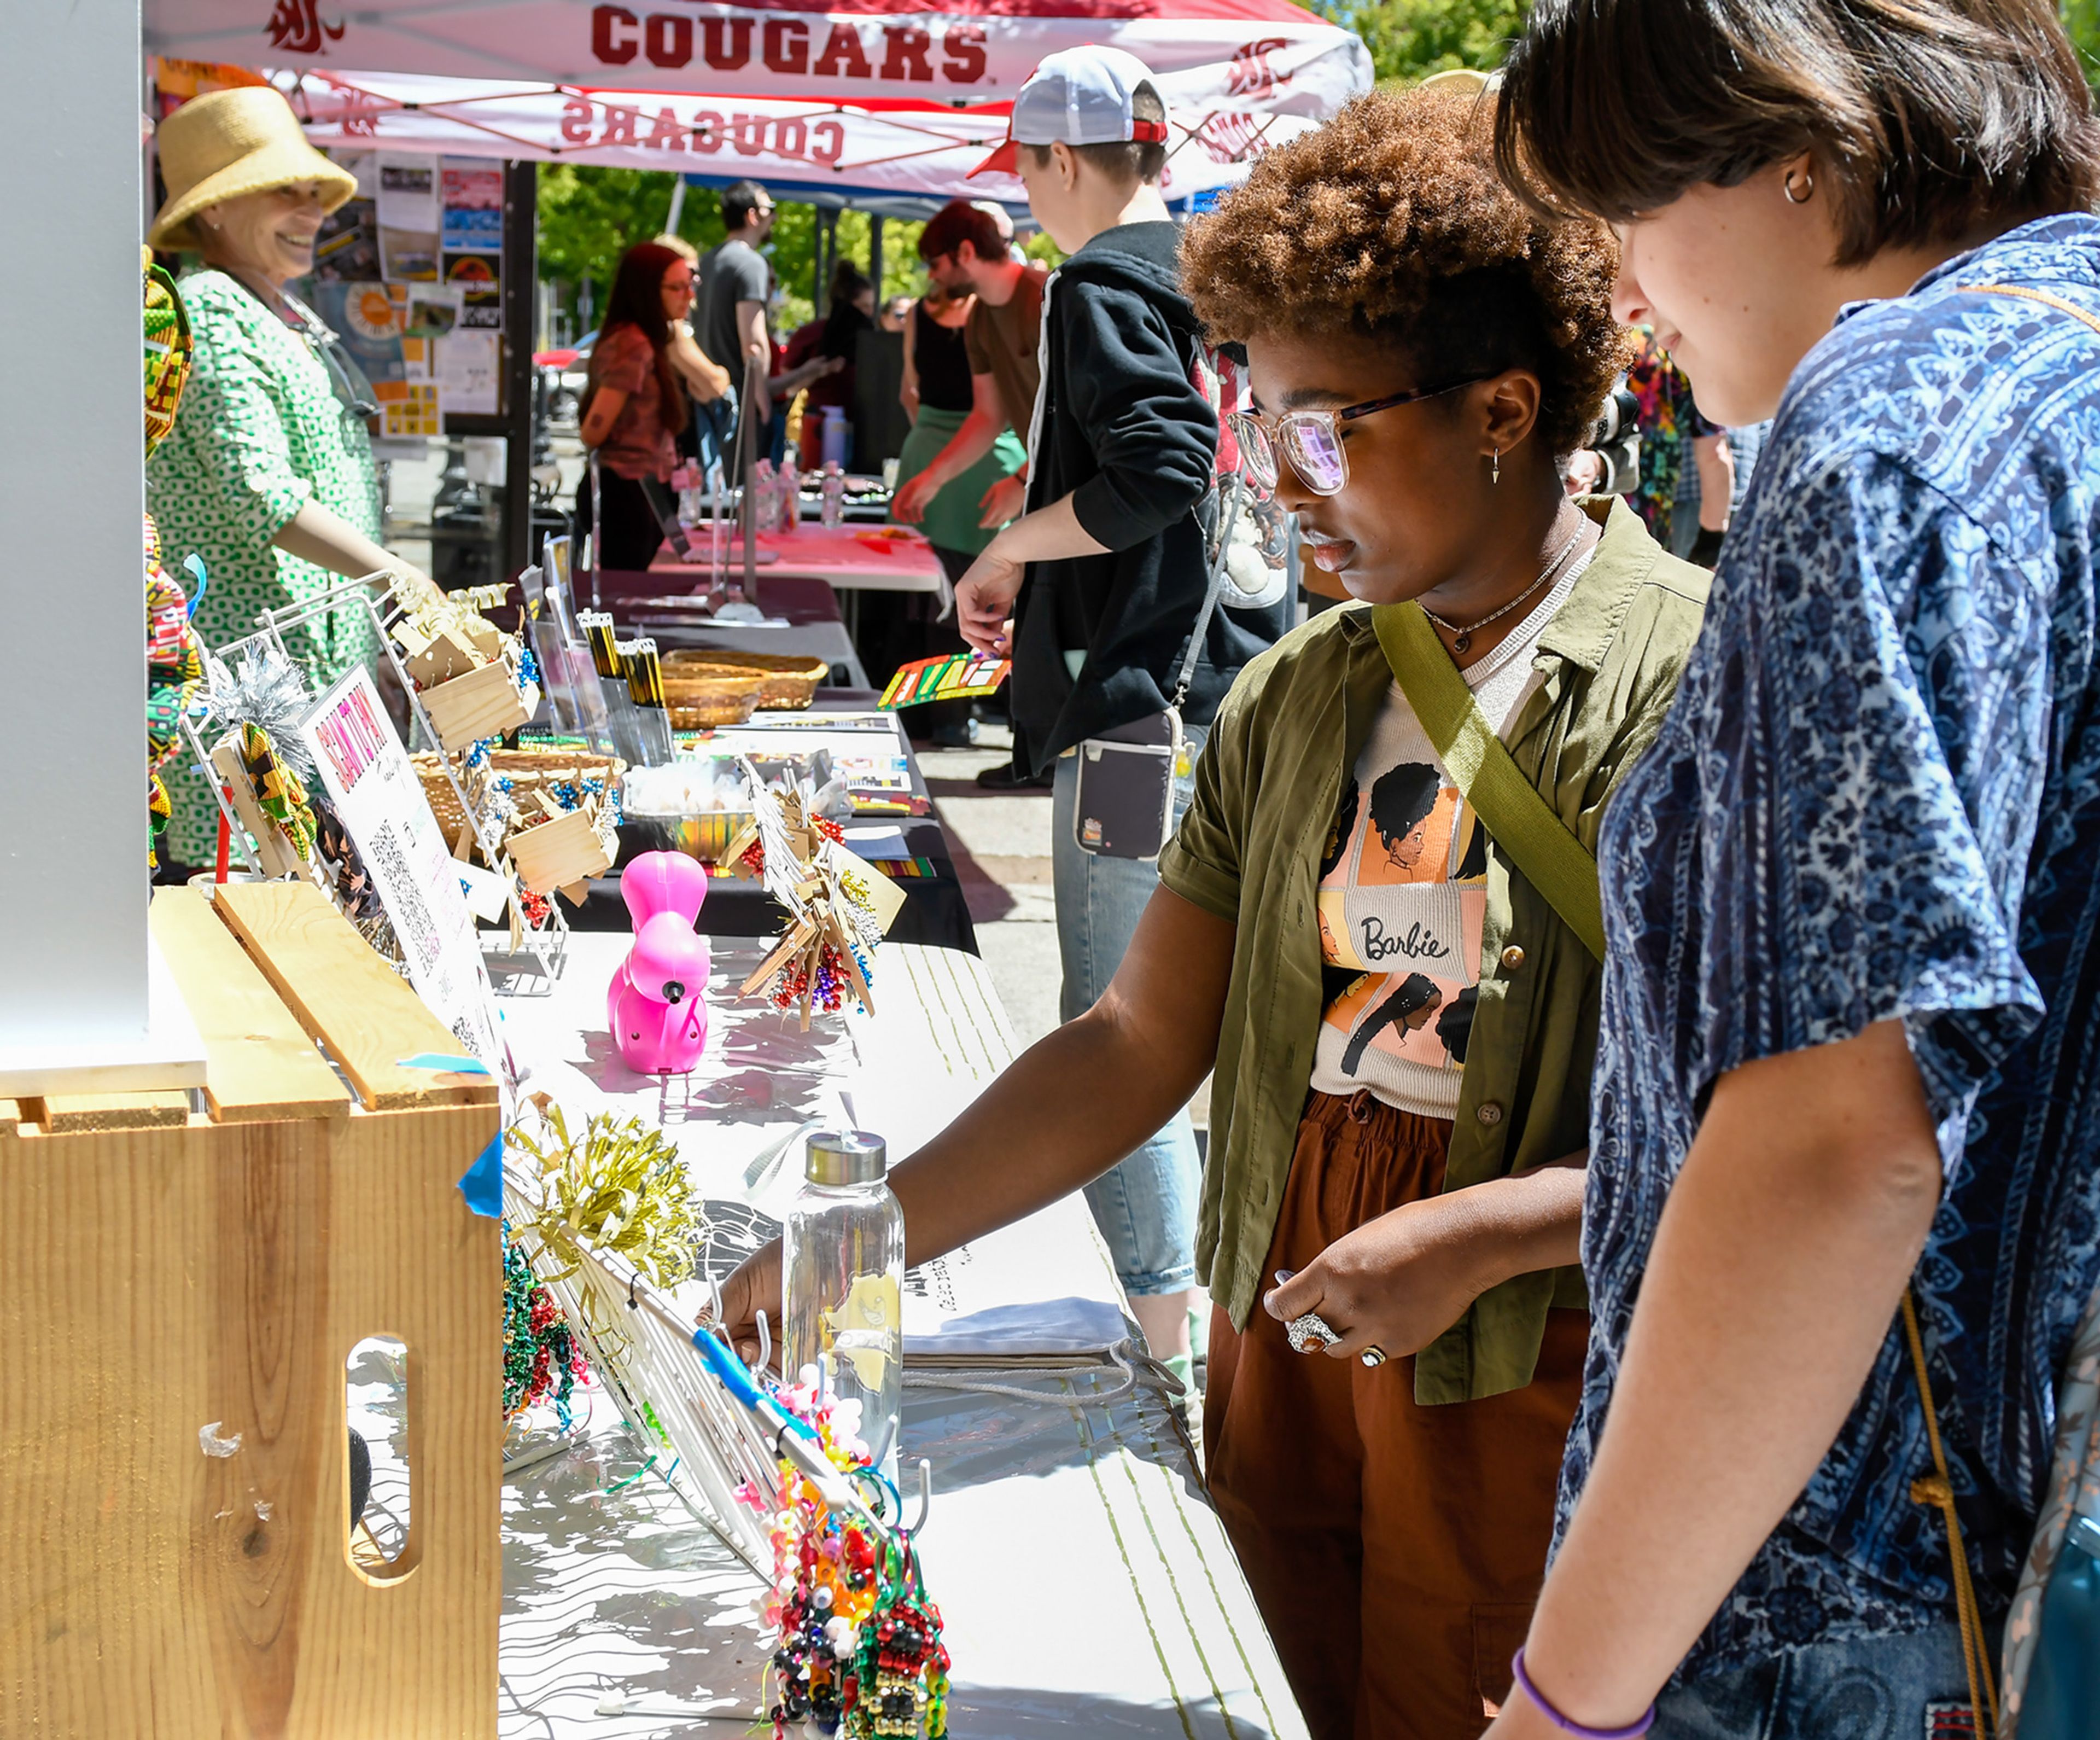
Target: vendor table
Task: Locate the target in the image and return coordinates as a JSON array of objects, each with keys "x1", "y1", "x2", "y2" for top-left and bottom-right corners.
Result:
[
  {"x1": 571, "y1": 692, "x2": 980, "y2": 957},
  {"x1": 649, "y1": 524, "x2": 947, "y2": 598},
  {"x1": 487, "y1": 934, "x2": 1307, "y2": 1739},
  {"x1": 588, "y1": 569, "x2": 870, "y2": 690}
]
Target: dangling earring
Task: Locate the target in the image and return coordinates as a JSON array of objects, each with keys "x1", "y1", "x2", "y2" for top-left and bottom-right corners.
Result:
[{"x1": 1491, "y1": 449, "x2": 1501, "y2": 485}]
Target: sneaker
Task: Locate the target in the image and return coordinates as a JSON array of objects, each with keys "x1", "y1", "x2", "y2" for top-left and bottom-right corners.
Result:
[{"x1": 975, "y1": 760, "x2": 1054, "y2": 791}]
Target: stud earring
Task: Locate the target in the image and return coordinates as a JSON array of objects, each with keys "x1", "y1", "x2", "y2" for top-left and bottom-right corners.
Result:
[{"x1": 1491, "y1": 448, "x2": 1501, "y2": 485}]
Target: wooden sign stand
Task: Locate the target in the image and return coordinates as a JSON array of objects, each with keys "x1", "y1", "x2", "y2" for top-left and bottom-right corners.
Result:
[{"x1": 0, "y1": 882, "x2": 503, "y2": 1737}]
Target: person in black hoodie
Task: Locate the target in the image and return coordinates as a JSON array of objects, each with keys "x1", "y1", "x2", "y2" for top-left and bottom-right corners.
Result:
[{"x1": 956, "y1": 47, "x2": 1291, "y2": 1375}]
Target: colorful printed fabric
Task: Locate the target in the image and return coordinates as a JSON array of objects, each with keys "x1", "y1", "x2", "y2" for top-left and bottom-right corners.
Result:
[
  {"x1": 144, "y1": 515, "x2": 203, "y2": 774},
  {"x1": 144, "y1": 514, "x2": 203, "y2": 865},
  {"x1": 1573, "y1": 214, "x2": 2100, "y2": 1674},
  {"x1": 144, "y1": 253, "x2": 192, "y2": 459},
  {"x1": 147, "y1": 269, "x2": 382, "y2": 866},
  {"x1": 1623, "y1": 327, "x2": 1714, "y2": 547},
  {"x1": 240, "y1": 720, "x2": 317, "y2": 862}
]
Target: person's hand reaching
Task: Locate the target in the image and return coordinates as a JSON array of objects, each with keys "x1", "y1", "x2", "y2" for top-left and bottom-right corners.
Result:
[
  {"x1": 1562, "y1": 449, "x2": 1606, "y2": 496},
  {"x1": 954, "y1": 538, "x2": 1025, "y2": 655},
  {"x1": 891, "y1": 470, "x2": 936, "y2": 524},
  {"x1": 977, "y1": 470, "x2": 1026, "y2": 529},
  {"x1": 1262, "y1": 1194, "x2": 1501, "y2": 1364},
  {"x1": 710, "y1": 1239, "x2": 784, "y2": 1370}
]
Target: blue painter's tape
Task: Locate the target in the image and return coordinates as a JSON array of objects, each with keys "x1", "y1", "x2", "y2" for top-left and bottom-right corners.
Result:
[
  {"x1": 456, "y1": 1131, "x2": 504, "y2": 1218},
  {"x1": 398, "y1": 1051, "x2": 492, "y2": 1074}
]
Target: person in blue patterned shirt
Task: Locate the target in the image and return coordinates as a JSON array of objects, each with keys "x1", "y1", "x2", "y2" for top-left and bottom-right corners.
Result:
[{"x1": 1486, "y1": 2, "x2": 2100, "y2": 1737}]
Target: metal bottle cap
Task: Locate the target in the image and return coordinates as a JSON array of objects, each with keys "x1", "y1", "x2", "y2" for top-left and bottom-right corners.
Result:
[{"x1": 805, "y1": 1129, "x2": 886, "y2": 1186}]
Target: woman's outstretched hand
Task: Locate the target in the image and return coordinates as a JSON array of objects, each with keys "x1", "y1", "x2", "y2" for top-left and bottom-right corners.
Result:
[
  {"x1": 1263, "y1": 1194, "x2": 1502, "y2": 1363},
  {"x1": 711, "y1": 1239, "x2": 785, "y2": 1370}
]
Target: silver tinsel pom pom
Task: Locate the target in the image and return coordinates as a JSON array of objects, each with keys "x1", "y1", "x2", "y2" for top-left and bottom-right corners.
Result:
[{"x1": 203, "y1": 647, "x2": 320, "y2": 786}]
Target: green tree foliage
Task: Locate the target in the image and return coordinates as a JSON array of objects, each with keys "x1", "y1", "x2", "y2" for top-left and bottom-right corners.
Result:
[
  {"x1": 2065, "y1": 0, "x2": 2100, "y2": 82},
  {"x1": 1331, "y1": 0, "x2": 2097, "y2": 90},
  {"x1": 1319, "y1": 0, "x2": 1526, "y2": 84},
  {"x1": 535, "y1": 165, "x2": 928, "y2": 340}
]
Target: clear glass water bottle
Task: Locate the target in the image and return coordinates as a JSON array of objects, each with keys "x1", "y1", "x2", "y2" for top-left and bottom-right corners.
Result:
[
  {"x1": 782, "y1": 1130, "x2": 904, "y2": 1485},
  {"x1": 820, "y1": 463, "x2": 847, "y2": 529}
]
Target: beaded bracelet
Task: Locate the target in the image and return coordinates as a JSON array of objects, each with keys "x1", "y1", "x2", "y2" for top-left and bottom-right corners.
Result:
[{"x1": 1508, "y1": 1649, "x2": 1655, "y2": 1739}]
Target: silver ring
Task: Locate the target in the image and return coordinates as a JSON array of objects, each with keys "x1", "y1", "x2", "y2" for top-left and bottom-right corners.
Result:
[
  {"x1": 1360, "y1": 1345, "x2": 1388, "y2": 1369},
  {"x1": 1286, "y1": 1311, "x2": 1340, "y2": 1354}
]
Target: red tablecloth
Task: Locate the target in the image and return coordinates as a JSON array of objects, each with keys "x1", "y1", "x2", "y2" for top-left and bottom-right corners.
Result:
[
  {"x1": 649, "y1": 525, "x2": 943, "y2": 592},
  {"x1": 587, "y1": 569, "x2": 842, "y2": 626}
]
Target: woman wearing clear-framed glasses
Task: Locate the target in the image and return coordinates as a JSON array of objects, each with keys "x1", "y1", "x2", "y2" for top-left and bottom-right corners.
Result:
[{"x1": 718, "y1": 80, "x2": 1707, "y2": 1738}]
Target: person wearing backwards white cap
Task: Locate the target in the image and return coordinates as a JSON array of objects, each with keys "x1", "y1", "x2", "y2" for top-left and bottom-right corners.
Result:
[{"x1": 954, "y1": 47, "x2": 1291, "y2": 1375}]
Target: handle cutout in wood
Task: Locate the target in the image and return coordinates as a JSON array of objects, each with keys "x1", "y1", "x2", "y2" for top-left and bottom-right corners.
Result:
[{"x1": 346, "y1": 1335, "x2": 419, "y2": 1583}]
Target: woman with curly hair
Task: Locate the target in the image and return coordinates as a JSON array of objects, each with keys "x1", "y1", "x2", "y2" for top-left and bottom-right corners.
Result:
[{"x1": 720, "y1": 80, "x2": 1706, "y2": 1736}]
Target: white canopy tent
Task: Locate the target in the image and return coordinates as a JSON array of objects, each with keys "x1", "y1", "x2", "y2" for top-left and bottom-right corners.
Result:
[
  {"x1": 265, "y1": 66, "x2": 1343, "y2": 207},
  {"x1": 147, "y1": 0, "x2": 1370, "y2": 117}
]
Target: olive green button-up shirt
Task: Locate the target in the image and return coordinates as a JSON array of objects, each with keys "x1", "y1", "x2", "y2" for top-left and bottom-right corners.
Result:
[{"x1": 1158, "y1": 498, "x2": 1708, "y2": 1404}]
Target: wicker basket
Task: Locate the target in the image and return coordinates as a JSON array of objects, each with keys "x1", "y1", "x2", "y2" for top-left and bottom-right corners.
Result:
[
  {"x1": 413, "y1": 748, "x2": 627, "y2": 845},
  {"x1": 662, "y1": 650, "x2": 827, "y2": 710},
  {"x1": 661, "y1": 668, "x2": 767, "y2": 730}
]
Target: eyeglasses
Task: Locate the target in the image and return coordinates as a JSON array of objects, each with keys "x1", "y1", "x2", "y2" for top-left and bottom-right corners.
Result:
[{"x1": 1228, "y1": 374, "x2": 1492, "y2": 497}]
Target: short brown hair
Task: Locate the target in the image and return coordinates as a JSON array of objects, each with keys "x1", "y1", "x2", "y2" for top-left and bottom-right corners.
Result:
[
  {"x1": 1180, "y1": 83, "x2": 1626, "y2": 456},
  {"x1": 918, "y1": 199, "x2": 1005, "y2": 265},
  {"x1": 1021, "y1": 82, "x2": 1168, "y2": 187},
  {"x1": 1496, "y1": 0, "x2": 2100, "y2": 268}
]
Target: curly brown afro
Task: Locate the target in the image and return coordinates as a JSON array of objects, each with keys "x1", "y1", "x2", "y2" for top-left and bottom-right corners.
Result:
[{"x1": 1180, "y1": 83, "x2": 1628, "y2": 457}]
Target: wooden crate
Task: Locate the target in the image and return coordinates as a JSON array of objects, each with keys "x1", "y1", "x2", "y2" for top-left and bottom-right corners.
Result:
[
  {"x1": 0, "y1": 882, "x2": 503, "y2": 1738},
  {"x1": 420, "y1": 659, "x2": 536, "y2": 753}
]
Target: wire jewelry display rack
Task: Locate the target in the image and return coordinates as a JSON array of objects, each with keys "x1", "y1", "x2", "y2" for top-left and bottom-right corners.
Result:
[{"x1": 180, "y1": 569, "x2": 570, "y2": 987}]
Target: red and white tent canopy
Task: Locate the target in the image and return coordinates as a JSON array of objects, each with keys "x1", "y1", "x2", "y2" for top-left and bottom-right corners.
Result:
[
  {"x1": 147, "y1": 0, "x2": 1370, "y2": 116},
  {"x1": 149, "y1": 0, "x2": 1368, "y2": 200},
  {"x1": 252, "y1": 66, "x2": 1342, "y2": 205}
]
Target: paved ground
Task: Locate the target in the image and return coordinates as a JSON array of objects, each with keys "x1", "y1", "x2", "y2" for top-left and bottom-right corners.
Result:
[{"x1": 913, "y1": 728, "x2": 1213, "y2": 1144}]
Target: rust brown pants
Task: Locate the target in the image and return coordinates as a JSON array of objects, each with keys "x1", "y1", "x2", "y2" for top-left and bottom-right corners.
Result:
[{"x1": 1204, "y1": 1089, "x2": 1588, "y2": 1740}]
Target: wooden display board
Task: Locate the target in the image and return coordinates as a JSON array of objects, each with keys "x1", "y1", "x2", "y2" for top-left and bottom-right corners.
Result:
[{"x1": 0, "y1": 883, "x2": 503, "y2": 1737}]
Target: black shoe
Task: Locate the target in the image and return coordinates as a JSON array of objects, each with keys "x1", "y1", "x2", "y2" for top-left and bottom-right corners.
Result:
[
  {"x1": 976, "y1": 760, "x2": 1054, "y2": 791},
  {"x1": 929, "y1": 717, "x2": 982, "y2": 749}
]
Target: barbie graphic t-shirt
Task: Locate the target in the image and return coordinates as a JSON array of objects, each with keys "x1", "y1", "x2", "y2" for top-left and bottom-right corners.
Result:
[{"x1": 1309, "y1": 557, "x2": 1588, "y2": 1116}]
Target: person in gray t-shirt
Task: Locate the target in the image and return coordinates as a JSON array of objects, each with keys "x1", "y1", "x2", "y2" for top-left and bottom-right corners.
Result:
[{"x1": 698, "y1": 180, "x2": 776, "y2": 438}]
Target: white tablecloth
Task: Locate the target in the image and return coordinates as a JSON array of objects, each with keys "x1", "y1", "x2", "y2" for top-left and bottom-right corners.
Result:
[{"x1": 491, "y1": 933, "x2": 1307, "y2": 1738}]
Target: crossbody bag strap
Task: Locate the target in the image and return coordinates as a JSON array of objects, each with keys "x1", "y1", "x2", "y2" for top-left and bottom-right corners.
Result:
[
  {"x1": 1902, "y1": 1290, "x2": 2001, "y2": 1738},
  {"x1": 1369, "y1": 600, "x2": 1606, "y2": 962},
  {"x1": 1168, "y1": 470, "x2": 1242, "y2": 713}
]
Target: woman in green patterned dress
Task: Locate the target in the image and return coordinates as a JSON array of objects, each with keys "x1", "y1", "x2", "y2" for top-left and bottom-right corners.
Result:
[{"x1": 145, "y1": 88, "x2": 435, "y2": 869}]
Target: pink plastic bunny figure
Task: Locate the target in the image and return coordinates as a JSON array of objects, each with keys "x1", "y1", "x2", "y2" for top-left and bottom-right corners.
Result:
[{"x1": 608, "y1": 851, "x2": 711, "y2": 1074}]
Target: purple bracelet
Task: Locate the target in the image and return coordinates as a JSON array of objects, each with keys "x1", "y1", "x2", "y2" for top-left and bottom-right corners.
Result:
[{"x1": 1508, "y1": 1649, "x2": 1656, "y2": 1739}]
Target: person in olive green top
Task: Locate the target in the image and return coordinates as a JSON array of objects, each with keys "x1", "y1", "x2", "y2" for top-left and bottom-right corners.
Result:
[{"x1": 722, "y1": 84, "x2": 1707, "y2": 1738}]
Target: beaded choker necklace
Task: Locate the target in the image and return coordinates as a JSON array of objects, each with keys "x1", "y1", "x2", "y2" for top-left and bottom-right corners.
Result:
[{"x1": 1420, "y1": 519, "x2": 1590, "y2": 655}]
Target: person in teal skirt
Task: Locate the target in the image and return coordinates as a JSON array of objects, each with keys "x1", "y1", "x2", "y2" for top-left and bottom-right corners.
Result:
[
  {"x1": 895, "y1": 277, "x2": 1028, "y2": 585},
  {"x1": 889, "y1": 269, "x2": 1030, "y2": 744}
]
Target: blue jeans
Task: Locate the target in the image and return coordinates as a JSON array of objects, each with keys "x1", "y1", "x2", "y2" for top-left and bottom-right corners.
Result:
[
  {"x1": 1653, "y1": 1623, "x2": 1994, "y2": 1738},
  {"x1": 1050, "y1": 723, "x2": 1208, "y2": 1299}
]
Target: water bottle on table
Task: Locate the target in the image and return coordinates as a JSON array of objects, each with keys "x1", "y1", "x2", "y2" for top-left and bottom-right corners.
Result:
[
  {"x1": 783, "y1": 1130, "x2": 904, "y2": 1487},
  {"x1": 820, "y1": 462, "x2": 846, "y2": 529}
]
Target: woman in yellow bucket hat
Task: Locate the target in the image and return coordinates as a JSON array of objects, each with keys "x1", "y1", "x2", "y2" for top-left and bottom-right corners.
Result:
[{"x1": 146, "y1": 86, "x2": 436, "y2": 871}]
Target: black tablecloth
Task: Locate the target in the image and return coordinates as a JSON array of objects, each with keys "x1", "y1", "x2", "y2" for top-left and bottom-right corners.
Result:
[{"x1": 558, "y1": 691, "x2": 978, "y2": 955}]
